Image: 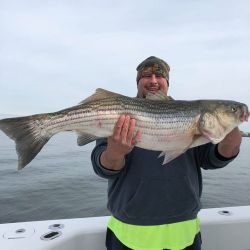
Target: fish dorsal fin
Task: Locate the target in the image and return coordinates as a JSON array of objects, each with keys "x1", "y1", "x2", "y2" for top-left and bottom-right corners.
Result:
[
  {"x1": 145, "y1": 91, "x2": 174, "y2": 101},
  {"x1": 79, "y1": 88, "x2": 124, "y2": 104}
]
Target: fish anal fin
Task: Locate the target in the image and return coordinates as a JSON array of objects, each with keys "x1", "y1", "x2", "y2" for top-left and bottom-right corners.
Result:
[{"x1": 77, "y1": 133, "x2": 100, "y2": 146}]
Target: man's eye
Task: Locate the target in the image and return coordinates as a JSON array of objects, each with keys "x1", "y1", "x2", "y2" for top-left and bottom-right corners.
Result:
[{"x1": 154, "y1": 74, "x2": 162, "y2": 78}]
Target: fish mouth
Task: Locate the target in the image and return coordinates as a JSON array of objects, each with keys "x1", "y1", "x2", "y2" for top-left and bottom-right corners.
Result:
[{"x1": 240, "y1": 105, "x2": 249, "y2": 122}]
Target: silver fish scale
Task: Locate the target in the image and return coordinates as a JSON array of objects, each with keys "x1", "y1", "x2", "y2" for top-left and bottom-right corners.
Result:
[
  {"x1": 0, "y1": 90, "x2": 248, "y2": 169},
  {"x1": 44, "y1": 96, "x2": 201, "y2": 142}
]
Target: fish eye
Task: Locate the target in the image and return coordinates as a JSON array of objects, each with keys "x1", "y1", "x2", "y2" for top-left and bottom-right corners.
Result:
[{"x1": 231, "y1": 106, "x2": 237, "y2": 112}]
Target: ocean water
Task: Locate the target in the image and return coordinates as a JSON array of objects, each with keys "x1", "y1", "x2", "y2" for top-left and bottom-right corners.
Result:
[{"x1": 0, "y1": 132, "x2": 249, "y2": 224}]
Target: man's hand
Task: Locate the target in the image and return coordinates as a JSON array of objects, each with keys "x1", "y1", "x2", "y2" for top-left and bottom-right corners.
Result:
[
  {"x1": 218, "y1": 127, "x2": 242, "y2": 158},
  {"x1": 100, "y1": 115, "x2": 141, "y2": 170}
]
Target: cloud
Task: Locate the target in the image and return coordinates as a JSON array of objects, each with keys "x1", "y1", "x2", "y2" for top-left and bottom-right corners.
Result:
[{"x1": 0, "y1": 0, "x2": 249, "y2": 131}]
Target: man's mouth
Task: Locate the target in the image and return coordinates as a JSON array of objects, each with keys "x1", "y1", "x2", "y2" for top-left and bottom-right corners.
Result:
[{"x1": 147, "y1": 87, "x2": 159, "y2": 93}]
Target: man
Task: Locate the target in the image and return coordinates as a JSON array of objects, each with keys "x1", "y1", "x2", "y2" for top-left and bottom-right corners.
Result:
[{"x1": 91, "y1": 56, "x2": 242, "y2": 250}]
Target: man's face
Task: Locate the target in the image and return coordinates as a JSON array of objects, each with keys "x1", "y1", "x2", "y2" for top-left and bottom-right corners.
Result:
[{"x1": 137, "y1": 73, "x2": 169, "y2": 98}]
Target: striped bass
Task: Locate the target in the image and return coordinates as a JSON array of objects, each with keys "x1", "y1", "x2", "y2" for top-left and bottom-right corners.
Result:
[{"x1": 0, "y1": 88, "x2": 249, "y2": 170}]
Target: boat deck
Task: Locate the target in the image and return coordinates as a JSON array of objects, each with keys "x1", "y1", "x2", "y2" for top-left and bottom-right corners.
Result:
[{"x1": 1, "y1": 206, "x2": 250, "y2": 250}]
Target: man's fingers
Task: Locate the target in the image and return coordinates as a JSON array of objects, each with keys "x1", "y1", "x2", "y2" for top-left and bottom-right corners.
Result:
[
  {"x1": 113, "y1": 115, "x2": 126, "y2": 140},
  {"x1": 127, "y1": 118, "x2": 136, "y2": 144},
  {"x1": 121, "y1": 115, "x2": 130, "y2": 143},
  {"x1": 113, "y1": 115, "x2": 140, "y2": 147},
  {"x1": 132, "y1": 130, "x2": 142, "y2": 145}
]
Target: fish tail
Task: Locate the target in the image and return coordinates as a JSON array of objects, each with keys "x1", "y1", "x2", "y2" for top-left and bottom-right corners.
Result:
[{"x1": 0, "y1": 115, "x2": 52, "y2": 170}]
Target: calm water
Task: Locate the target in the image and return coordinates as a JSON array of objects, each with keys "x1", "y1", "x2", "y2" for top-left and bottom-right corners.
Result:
[{"x1": 0, "y1": 132, "x2": 250, "y2": 224}]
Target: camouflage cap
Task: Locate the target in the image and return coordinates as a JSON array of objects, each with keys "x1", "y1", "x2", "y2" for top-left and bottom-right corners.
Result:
[{"x1": 136, "y1": 56, "x2": 170, "y2": 85}]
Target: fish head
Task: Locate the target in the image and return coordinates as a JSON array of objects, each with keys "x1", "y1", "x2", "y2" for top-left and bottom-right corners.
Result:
[
  {"x1": 199, "y1": 100, "x2": 249, "y2": 143},
  {"x1": 214, "y1": 101, "x2": 249, "y2": 124}
]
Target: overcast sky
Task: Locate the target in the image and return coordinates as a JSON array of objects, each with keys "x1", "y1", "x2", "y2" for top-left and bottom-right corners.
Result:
[{"x1": 0, "y1": 0, "x2": 250, "y2": 130}]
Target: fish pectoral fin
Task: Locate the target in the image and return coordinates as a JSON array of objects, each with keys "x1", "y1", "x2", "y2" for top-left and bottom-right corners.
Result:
[
  {"x1": 79, "y1": 88, "x2": 124, "y2": 104},
  {"x1": 189, "y1": 135, "x2": 210, "y2": 148},
  {"x1": 158, "y1": 149, "x2": 186, "y2": 165},
  {"x1": 160, "y1": 135, "x2": 211, "y2": 165},
  {"x1": 201, "y1": 129, "x2": 225, "y2": 144},
  {"x1": 77, "y1": 133, "x2": 100, "y2": 146},
  {"x1": 146, "y1": 91, "x2": 174, "y2": 101}
]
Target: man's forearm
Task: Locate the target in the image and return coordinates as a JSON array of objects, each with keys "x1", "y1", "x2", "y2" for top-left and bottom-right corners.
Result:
[
  {"x1": 100, "y1": 149, "x2": 126, "y2": 171},
  {"x1": 218, "y1": 127, "x2": 242, "y2": 158}
]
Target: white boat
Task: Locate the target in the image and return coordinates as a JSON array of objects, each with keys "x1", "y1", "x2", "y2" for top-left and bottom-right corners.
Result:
[{"x1": 1, "y1": 206, "x2": 250, "y2": 250}]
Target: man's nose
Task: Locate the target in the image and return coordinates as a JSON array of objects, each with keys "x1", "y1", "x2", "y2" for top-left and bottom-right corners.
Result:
[{"x1": 150, "y1": 74, "x2": 157, "y2": 84}]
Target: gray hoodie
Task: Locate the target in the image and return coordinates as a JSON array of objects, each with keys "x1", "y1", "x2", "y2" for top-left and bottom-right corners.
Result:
[{"x1": 91, "y1": 139, "x2": 235, "y2": 225}]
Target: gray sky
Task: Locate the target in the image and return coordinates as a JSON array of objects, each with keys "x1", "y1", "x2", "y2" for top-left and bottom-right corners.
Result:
[{"x1": 0, "y1": 0, "x2": 250, "y2": 130}]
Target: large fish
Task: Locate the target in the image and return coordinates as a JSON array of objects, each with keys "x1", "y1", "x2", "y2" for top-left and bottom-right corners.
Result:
[{"x1": 0, "y1": 88, "x2": 249, "y2": 170}]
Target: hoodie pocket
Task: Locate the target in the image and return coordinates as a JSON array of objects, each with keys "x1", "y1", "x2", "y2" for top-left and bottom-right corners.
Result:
[{"x1": 123, "y1": 176, "x2": 199, "y2": 220}]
